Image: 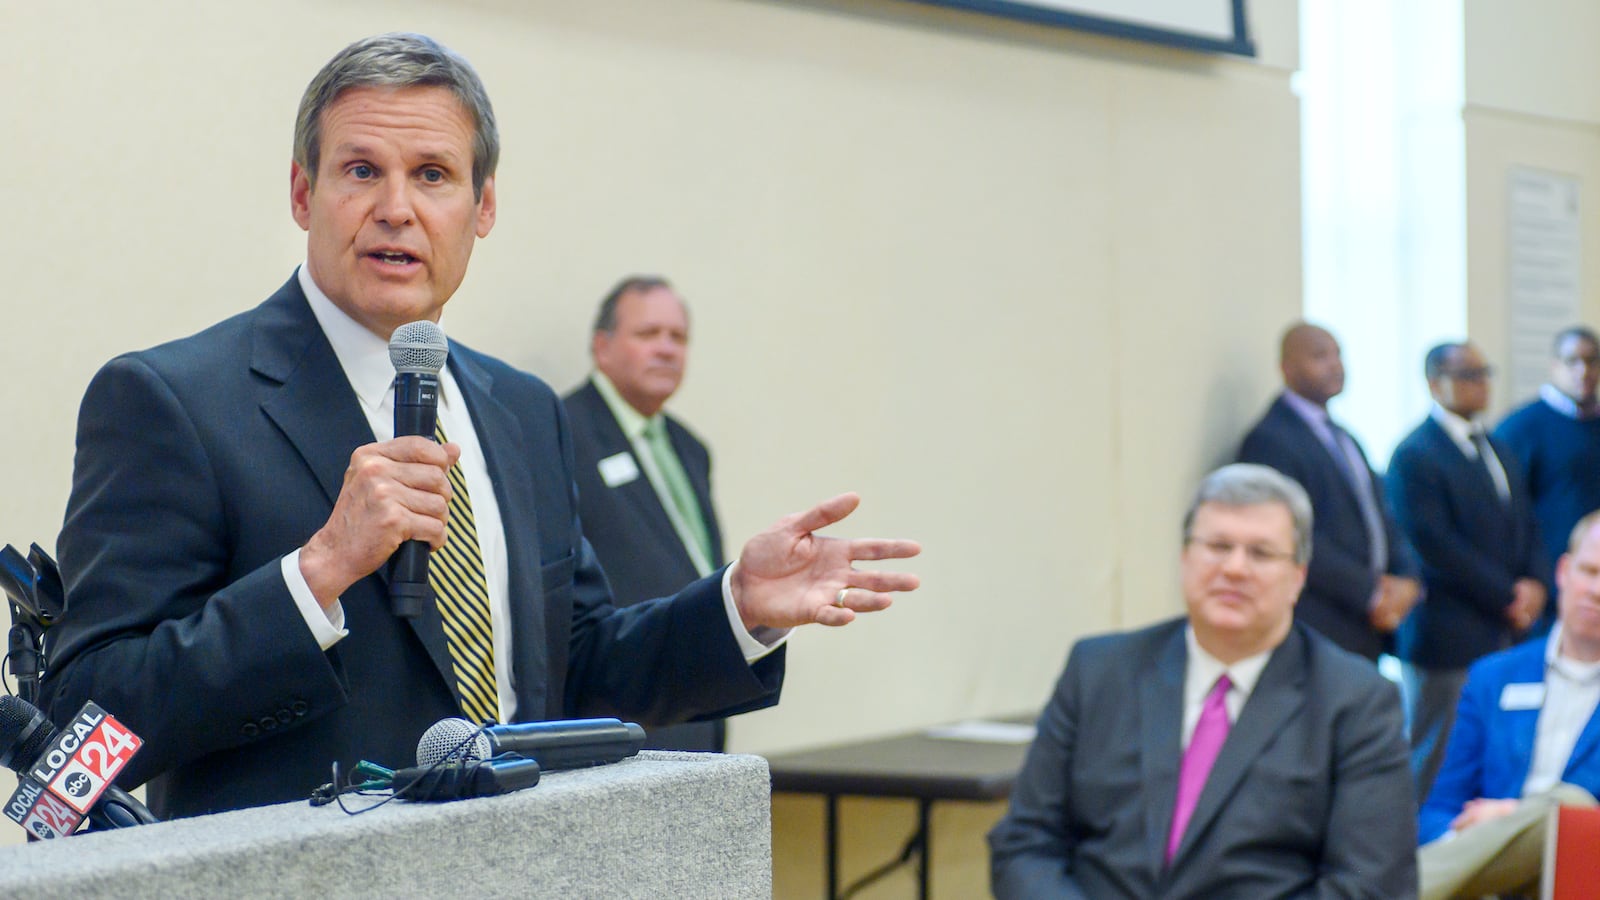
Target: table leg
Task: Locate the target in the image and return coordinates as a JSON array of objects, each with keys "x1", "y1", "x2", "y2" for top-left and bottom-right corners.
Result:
[
  {"x1": 826, "y1": 793, "x2": 839, "y2": 900},
  {"x1": 918, "y1": 798, "x2": 931, "y2": 900}
]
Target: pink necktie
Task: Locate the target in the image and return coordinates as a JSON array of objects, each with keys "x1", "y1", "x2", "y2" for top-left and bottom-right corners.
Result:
[{"x1": 1166, "y1": 674, "x2": 1232, "y2": 864}]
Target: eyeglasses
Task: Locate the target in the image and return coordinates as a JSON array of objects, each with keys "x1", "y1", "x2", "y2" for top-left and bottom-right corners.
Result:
[
  {"x1": 1185, "y1": 537, "x2": 1297, "y2": 568},
  {"x1": 1445, "y1": 366, "x2": 1493, "y2": 382}
]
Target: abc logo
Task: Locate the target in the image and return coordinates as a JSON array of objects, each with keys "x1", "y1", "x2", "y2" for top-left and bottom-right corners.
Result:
[{"x1": 61, "y1": 772, "x2": 93, "y2": 799}]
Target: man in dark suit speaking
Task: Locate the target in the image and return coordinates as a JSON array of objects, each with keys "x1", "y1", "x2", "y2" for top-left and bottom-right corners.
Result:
[
  {"x1": 38, "y1": 33, "x2": 920, "y2": 820},
  {"x1": 565, "y1": 276, "x2": 728, "y2": 752},
  {"x1": 989, "y1": 463, "x2": 1416, "y2": 898}
]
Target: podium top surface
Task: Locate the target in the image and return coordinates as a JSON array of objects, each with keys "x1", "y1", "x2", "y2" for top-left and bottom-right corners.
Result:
[{"x1": 0, "y1": 751, "x2": 772, "y2": 899}]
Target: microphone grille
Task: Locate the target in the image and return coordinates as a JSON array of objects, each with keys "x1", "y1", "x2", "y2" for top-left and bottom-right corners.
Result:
[
  {"x1": 0, "y1": 696, "x2": 57, "y2": 773},
  {"x1": 417, "y1": 717, "x2": 492, "y2": 767},
  {"x1": 389, "y1": 321, "x2": 449, "y2": 375}
]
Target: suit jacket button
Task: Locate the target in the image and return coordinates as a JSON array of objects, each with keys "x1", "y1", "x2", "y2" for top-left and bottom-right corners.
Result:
[
  {"x1": 259, "y1": 716, "x2": 279, "y2": 732},
  {"x1": 290, "y1": 700, "x2": 309, "y2": 717},
  {"x1": 276, "y1": 708, "x2": 294, "y2": 725},
  {"x1": 241, "y1": 722, "x2": 259, "y2": 738}
]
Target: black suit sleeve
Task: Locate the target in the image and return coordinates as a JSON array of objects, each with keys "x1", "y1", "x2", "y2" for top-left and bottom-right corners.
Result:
[{"x1": 40, "y1": 356, "x2": 346, "y2": 788}]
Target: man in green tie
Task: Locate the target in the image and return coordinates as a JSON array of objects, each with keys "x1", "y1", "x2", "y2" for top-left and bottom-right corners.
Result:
[{"x1": 566, "y1": 276, "x2": 727, "y2": 750}]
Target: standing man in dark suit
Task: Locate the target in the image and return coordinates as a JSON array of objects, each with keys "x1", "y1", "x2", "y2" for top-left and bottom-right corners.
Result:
[
  {"x1": 989, "y1": 463, "x2": 1416, "y2": 898},
  {"x1": 1237, "y1": 322, "x2": 1421, "y2": 660},
  {"x1": 1387, "y1": 341, "x2": 1546, "y2": 801},
  {"x1": 565, "y1": 276, "x2": 727, "y2": 751},
  {"x1": 38, "y1": 33, "x2": 920, "y2": 820},
  {"x1": 1495, "y1": 325, "x2": 1600, "y2": 633}
]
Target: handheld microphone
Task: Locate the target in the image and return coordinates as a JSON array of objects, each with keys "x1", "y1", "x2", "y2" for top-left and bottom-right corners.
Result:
[
  {"x1": 390, "y1": 758, "x2": 542, "y2": 801},
  {"x1": 0, "y1": 696, "x2": 157, "y2": 838},
  {"x1": 417, "y1": 717, "x2": 647, "y2": 771},
  {"x1": 387, "y1": 320, "x2": 450, "y2": 618}
]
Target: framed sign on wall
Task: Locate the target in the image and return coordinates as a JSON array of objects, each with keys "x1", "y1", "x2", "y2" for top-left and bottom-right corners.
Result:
[{"x1": 908, "y1": 0, "x2": 1255, "y2": 56}]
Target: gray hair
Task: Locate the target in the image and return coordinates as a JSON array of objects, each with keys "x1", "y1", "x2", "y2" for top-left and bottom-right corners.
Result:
[
  {"x1": 294, "y1": 33, "x2": 499, "y2": 200},
  {"x1": 592, "y1": 276, "x2": 680, "y2": 334},
  {"x1": 1182, "y1": 463, "x2": 1314, "y2": 564}
]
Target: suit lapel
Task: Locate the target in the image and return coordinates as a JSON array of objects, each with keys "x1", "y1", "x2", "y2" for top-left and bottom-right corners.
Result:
[
  {"x1": 452, "y1": 346, "x2": 550, "y2": 719},
  {"x1": 251, "y1": 280, "x2": 375, "y2": 509},
  {"x1": 1422, "y1": 420, "x2": 1506, "y2": 540},
  {"x1": 1140, "y1": 628, "x2": 1187, "y2": 880},
  {"x1": 1273, "y1": 398, "x2": 1366, "y2": 513},
  {"x1": 582, "y1": 385, "x2": 700, "y2": 565},
  {"x1": 1170, "y1": 629, "x2": 1306, "y2": 868}
]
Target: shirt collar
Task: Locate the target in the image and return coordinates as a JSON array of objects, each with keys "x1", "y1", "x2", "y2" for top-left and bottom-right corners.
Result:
[
  {"x1": 298, "y1": 263, "x2": 455, "y2": 414},
  {"x1": 1280, "y1": 388, "x2": 1329, "y2": 425},
  {"x1": 1184, "y1": 627, "x2": 1273, "y2": 706},
  {"x1": 1429, "y1": 402, "x2": 1483, "y2": 453},
  {"x1": 1548, "y1": 622, "x2": 1600, "y2": 683},
  {"x1": 591, "y1": 370, "x2": 657, "y2": 441},
  {"x1": 1541, "y1": 383, "x2": 1596, "y2": 420}
]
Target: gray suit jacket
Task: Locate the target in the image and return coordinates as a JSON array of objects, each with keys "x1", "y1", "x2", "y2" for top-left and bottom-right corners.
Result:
[{"x1": 989, "y1": 619, "x2": 1417, "y2": 899}]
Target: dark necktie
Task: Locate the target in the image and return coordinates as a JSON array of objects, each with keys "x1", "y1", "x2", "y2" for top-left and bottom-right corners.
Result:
[
  {"x1": 1471, "y1": 430, "x2": 1510, "y2": 505},
  {"x1": 430, "y1": 421, "x2": 497, "y2": 724}
]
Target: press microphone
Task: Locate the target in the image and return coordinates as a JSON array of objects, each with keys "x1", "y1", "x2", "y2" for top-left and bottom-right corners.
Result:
[
  {"x1": 417, "y1": 717, "x2": 647, "y2": 772},
  {"x1": 0, "y1": 696, "x2": 158, "y2": 838},
  {"x1": 390, "y1": 758, "x2": 542, "y2": 801},
  {"x1": 387, "y1": 320, "x2": 450, "y2": 618}
]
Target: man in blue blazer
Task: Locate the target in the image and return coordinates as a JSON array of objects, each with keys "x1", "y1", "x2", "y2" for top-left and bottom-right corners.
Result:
[
  {"x1": 1387, "y1": 341, "x2": 1547, "y2": 800},
  {"x1": 38, "y1": 33, "x2": 920, "y2": 819},
  {"x1": 1417, "y1": 508, "x2": 1600, "y2": 897},
  {"x1": 1238, "y1": 323, "x2": 1421, "y2": 660},
  {"x1": 990, "y1": 464, "x2": 1416, "y2": 898},
  {"x1": 565, "y1": 276, "x2": 728, "y2": 751}
]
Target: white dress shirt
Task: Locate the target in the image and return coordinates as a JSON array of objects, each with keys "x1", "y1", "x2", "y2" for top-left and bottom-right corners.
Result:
[
  {"x1": 1429, "y1": 403, "x2": 1511, "y2": 503},
  {"x1": 1524, "y1": 624, "x2": 1600, "y2": 796},
  {"x1": 1181, "y1": 628, "x2": 1274, "y2": 748}
]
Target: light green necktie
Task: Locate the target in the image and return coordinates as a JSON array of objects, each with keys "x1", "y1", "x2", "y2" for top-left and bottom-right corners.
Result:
[
  {"x1": 643, "y1": 418, "x2": 713, "y2": 563},
  {"x1": 430, "y1": 421, "x2": 498, "y2": 724}
]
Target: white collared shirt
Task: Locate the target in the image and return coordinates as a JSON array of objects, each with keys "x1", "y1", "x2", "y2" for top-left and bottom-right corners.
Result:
[
  {"x1": 1525, "y1": 624, "x2": 1600, "y2": 796},
  {"x1": 1181, "y1": 628, "x2": 1274, "y2": 748},
  {"x1": 1429, "y1": 403, "x2": 1510, "y2": 502}
]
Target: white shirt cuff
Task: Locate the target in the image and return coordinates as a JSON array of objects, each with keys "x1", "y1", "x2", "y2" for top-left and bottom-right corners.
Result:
[
  {"x1": 281, "y1": 549, "x2": 348, "y2": 650},
  {"x1": 723, "y1": 562, "x2": 789, "y2": 663}
]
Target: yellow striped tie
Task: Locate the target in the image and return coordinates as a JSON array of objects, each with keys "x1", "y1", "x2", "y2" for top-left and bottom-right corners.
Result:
[{"x1": 431, "y1": 421, "x2": 498, "y2": 724}]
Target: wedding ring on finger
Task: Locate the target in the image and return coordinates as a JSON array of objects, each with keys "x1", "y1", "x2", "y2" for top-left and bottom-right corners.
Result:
[{"x1": 835, "y1": 588, "x2": 850, "y2": 608}]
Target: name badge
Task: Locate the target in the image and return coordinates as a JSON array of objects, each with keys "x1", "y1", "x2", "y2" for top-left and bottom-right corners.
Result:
[
  {"x1": 597, "y1": 452, "x2": 640, "y2": 488},
  {"x1": 1499, "y1": 682, "x2": 1546, "y2": 711}
]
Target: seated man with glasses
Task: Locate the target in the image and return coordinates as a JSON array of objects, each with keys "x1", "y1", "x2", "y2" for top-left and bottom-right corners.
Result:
[
  {"x1": 1387, "y1": 341, "x2": 1548, "y2": 802},
  {"x1": 989, "y1": 463, "x2": 1416, "y2": 899}
]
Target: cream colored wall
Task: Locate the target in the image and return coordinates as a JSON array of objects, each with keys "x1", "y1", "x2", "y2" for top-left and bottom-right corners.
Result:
[
  {"x1": 1463, "y1": 0, "x2": 1600, "y2": 415},
  {"x1": 1, "y1": 0, "x2": 1301, "y2": 869}
]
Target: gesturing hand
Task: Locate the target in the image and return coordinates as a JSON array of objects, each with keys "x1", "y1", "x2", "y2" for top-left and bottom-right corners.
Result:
[{"x1": 730, "y1": 493, "x2": 921, "y2": 630}]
